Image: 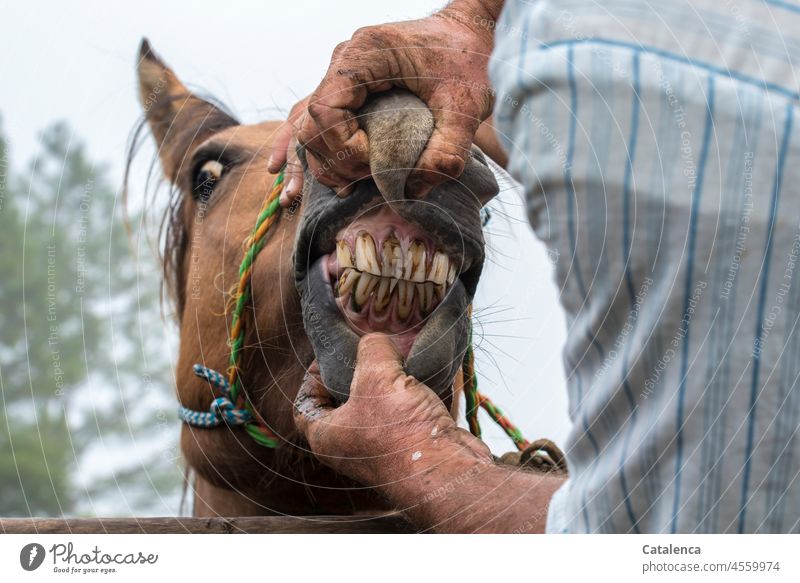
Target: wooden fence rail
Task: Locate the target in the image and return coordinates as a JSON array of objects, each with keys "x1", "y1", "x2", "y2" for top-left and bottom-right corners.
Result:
[{"x1": 0, "y1": 515, "x2": 413, "y2": 534}]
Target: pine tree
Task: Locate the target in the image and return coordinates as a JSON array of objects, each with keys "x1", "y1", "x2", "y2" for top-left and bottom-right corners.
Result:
[{"x1": 0, "y1": 117, "x2": 181, "y2": 516}]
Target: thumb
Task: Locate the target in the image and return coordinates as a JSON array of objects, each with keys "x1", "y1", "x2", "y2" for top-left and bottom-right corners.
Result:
[
  {"x1": 293, "y1": 362, "x2": 335, "y2": 438},
  {"x1": 406, "y1": 88, "x2": 483, "y2": 198},
  {"x1": 350, "y1": 333, "x2": 406, "y2": 397}
]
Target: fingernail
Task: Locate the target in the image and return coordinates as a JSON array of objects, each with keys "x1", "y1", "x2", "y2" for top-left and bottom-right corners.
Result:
[
  {"x1": 267, "y1": 155, "x2": 275, "y2": 170},
  {"x1": 285, "y1": 177, "x2": 299, "y2": 196}
]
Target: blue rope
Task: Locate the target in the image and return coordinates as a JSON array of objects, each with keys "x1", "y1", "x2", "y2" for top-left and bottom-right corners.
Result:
[{"x1": 178, "y1": 364, "x2": 253, "y2": 427}]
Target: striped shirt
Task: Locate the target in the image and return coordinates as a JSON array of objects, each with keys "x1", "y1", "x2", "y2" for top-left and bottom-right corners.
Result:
[{"x1": 490, "y1": 0, "x2": 800, "y2": 532}]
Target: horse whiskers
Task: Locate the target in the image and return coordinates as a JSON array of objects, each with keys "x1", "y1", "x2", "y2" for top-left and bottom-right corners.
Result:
[
  {"x1": 238, "y1": 358, "x2": 307, "y2": 402},
  {"x1": 245, "y1": 329, "x2": 306, "y2": 350}
]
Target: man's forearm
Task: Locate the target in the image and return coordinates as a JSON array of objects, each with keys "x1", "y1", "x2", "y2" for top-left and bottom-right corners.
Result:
[
  {"x1": 441, "y1": 0, "x2": 506, "y2": 48},
  {"x1": 378, "y1": 428, "x2": 565, "y2": 533},
  {"x1": 448, "y1": 0, "x2": 505, "y2": 23},
  {"x1": 438, "y1": 0, "x2": 508, "y2": 170}
]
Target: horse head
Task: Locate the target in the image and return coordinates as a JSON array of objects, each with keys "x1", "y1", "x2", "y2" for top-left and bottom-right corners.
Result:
[{"x1": 133, "y1": 39, "x2": 496, "y2": 515}]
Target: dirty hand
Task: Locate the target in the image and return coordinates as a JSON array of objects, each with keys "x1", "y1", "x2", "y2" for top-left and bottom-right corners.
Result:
[
  {"x1": 267, "y1": 96, "x2": 308, "y2": 206},
  {"x1": 269, "y1": 0, "x2": 500, "y2": 204},
  {"x1": 293, "y1": 333, "x2": 489, "y2": 488}
]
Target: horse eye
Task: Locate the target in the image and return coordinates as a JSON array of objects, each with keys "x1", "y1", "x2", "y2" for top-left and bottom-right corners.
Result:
[{"x1": 193, "y1": 160, "x2": 225, "y2": 201}]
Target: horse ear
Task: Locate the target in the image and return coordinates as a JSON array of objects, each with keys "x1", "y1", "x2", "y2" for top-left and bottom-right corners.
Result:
[{"x1": 136, "y1": 38, "x2": 237, "y2": 182}]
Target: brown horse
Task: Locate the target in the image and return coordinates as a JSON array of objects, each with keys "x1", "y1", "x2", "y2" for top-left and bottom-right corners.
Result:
[{"x1": 132, "y1": 39, "x2": 538, "y2": 518}]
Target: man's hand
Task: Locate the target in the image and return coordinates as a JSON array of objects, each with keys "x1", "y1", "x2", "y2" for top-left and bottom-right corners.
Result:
[
  {"x1": 293, "y1": 333, "x2": 564, "y2": 533},
  {"x1": 268, "y1": 96, "x2": 308, "y2": 206},
  {"x1": 293, "y1": 333, "x2": 491, "y2": 489},
  {"x1": 269, "y1": 0, "x2": 503, "y2": 204}
]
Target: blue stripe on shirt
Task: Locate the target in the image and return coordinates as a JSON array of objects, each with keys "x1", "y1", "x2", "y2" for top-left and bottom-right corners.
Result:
[
  {"x1": 738, "y1": 101, "x2": 795, "y2": 532},
  {"x1": 535, "y1": 38, "x2": 800, "y2": 101},
  {"x1": 671, "y1": 74, "x2": 717, "y2": 534},
  {"x1": 618, "y1": 51, "x2": 643, "y2": 533},
  {"x1": 565, "y1": 44, "x2": 589, "y2": 301}
]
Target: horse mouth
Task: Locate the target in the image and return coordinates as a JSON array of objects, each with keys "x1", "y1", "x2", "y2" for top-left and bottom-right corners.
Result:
[
  {"x1": 323, "y1": 206, "x2": 461, "y2": 357},
  {"x1": 295, "y1": 184, "x2": 480, "y2": 404},
  {"x1": 294, "y1": 144, "x2": 495, "y2": 404}
]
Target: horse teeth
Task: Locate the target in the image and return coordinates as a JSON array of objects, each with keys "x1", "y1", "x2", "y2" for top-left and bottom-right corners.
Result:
[
  {"x1": 435, "y1": 284, "x2": 446, "y2": 302},
  {"x1": 338, "y1": 268, "x2": 360, "y2": 296},
  {"x1": 409, "y1": 241, "x2": 426, "y2": 283},
  {"x1": 389, "y1": 278, "x2": 399, "y2": 294},
  {"x1": 428, "y1": 252, "x2": 448, "y2": 285},
  {"x1": 397, "y1": 280, "x2": 414, "y2": 319},
  {"x1": 336, "y1": 240, "x2": 353, "y2": 269},
  {"x1": 402, "y1": 245, "x2": 413, "y2": 280},
  {"x1": 446, "y1": 261, "x2": 457, "y2": 285},
  {"x1": 382, "y1": 238, "x2": 400, "y2": 278},
  {"x1": 373, "y1": 277, "x2": 392, "y2": 312},
  {"x1": 355, "y1": 232, "x2": 381, "y2": 276},
  {"x1": 417, "y1": 282, "x2": 434, "y2": 314},
  {"x1": 354, "y1": 273, "x2": 378, "y2": 306},
  {"x1": 393, "y1": 247, "x2": 405, "y2": 279}
]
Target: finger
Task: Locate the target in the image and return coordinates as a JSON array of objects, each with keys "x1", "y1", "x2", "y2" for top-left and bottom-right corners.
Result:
[
  {"x1": 304, "y1": 150, "x2": 344, "y2": 190},
  {"x1": 280, "y1": 139, "x2": 304, "y2": 207},
  {"x1": 307, "y1": 101, "x2": 371, "y2": 170},
  {"x1": 298, "y1": 38, "x2": 391, "y2": 172},
  {"x1": 308, "y1": 34, "x2": 395, "y2": 122},
  {"x1": 298, "y1": 108, "x2": 370, "y2": 188},
  {"x1": 267, "y1": 120, "x2": 294, "y2": 174},
  {"x1": 298, "y1": 51, "x2": 369, "y2": 151},
  {"x1": 280, "y1": 176, "x2": 301, "y2": 208},
  {"x1": 350, "y1": 333, "x2": 405, "y2": 397},
  {"x1": 293, "y1": 362, "x2": 336, "y2": 438},
  {"x1": 406, "y1": 91, "x2": 483, "y2": 198},
  {"x1": 296, "y1": 106, "x2": 326, "y2": 163},
  {"x1": 269, "y1": 97, "x2": 308, "y2": 173},
  {"x1": 307, "y1": 99, "x2": 359, "y2": 155},
  {"x1": 302, "y1": 149, "x2": 368, "y2": 194}
]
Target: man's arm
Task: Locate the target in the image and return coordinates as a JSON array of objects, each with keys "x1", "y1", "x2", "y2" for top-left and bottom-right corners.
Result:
[
  {"x1": 293, "y1": 334, "x2": 563, "y2": 533},
  {"x1": 380, "y1": 433, "x2": 564, "y2": 533}
]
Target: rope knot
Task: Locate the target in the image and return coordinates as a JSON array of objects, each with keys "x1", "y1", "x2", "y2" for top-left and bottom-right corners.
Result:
[
  {"x1": 210, "y1": 396, "x2": 252, "y2": 426},
  {"x1": 178, "y1": 364, "x2": 251, "y2": 427},
  {"x1": 210, "y1": 396, "x2": 234, "y2": 413}
]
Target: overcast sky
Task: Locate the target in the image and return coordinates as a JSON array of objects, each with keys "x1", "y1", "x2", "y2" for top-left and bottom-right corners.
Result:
[{"x1": 1, "y1": 0, "x2": 571, "y2": 453}]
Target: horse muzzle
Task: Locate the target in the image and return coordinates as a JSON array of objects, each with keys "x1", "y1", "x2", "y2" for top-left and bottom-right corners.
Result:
[{"x1": 293, "y1": 91, "x2": 498, "y2": 403}]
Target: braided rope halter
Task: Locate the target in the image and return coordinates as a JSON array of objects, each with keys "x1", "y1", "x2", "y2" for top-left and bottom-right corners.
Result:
[
  {"x1": 179, "y1": 169, "x2": 529, "y2": 451},
  {"x1": 178, "y1": 172, "x2": 285, "y2": 448}
]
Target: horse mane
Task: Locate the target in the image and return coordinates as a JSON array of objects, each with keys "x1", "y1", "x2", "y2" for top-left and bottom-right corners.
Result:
[{"x1": 123, "y1": 92, "x2": 238, "y2": 321}]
